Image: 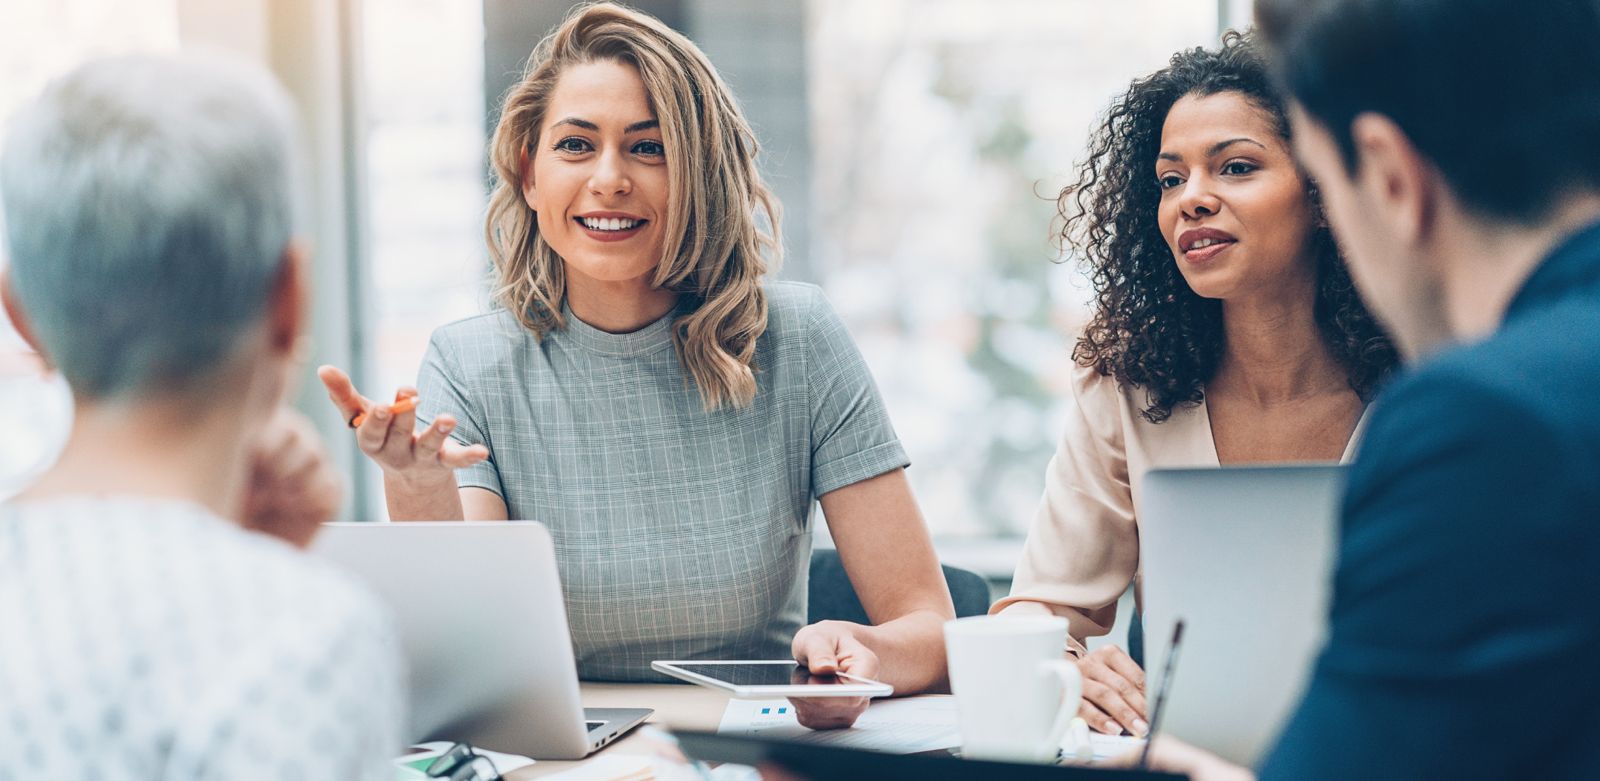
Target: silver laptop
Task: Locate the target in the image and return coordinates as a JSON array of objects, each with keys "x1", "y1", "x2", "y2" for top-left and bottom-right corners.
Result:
[
  {"x1": 1138, "y1": 465, "x2": 1346, "y2": 766},
  {"x1": 313, "y1": 521, "x2": 652, "y2": 760}
]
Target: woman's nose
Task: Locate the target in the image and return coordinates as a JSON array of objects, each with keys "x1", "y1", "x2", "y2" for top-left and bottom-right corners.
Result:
[
  {"x1": 588, "y1": 148, "x2": 632, "y2": 196},
  {"x1": 1178, "y1": 177, "x2": 1221, "y2": 218}
]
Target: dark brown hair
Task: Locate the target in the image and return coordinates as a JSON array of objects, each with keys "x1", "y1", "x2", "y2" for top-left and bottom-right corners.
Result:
[{"x1": 1060, "y1": 30, "x2": 1396, "y2": 423}]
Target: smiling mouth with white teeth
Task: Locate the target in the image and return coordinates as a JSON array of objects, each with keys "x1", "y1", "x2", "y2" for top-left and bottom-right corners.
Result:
[
  {"x1": 1189, "y1": 238, "x2": 1227, "y2": 249},
  {"x1": 578, "y1": 217, "x2": 645, "y2": 232}
]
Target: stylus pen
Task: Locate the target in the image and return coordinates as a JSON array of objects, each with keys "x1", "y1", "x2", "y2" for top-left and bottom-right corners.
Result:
[{"x1": 1139, "y1": 618, "x2": 1186, "y2": 770}]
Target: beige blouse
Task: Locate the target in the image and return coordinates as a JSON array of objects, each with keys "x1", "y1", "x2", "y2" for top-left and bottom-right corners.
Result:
[{"x1": 991, "y1": 361, "x2": 1366, "y2": 657}]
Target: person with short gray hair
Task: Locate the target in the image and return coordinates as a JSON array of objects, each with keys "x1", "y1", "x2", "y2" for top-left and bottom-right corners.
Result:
[
  {"x1": 0, "y1": 54, "x2": 404, "y2": 780},
  {"x1": 2, "y1": 53, "x2": 296, "y2": 398}
]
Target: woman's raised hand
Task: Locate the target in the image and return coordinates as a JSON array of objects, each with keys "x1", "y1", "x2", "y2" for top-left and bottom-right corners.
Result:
[
  {"x1": 240, "y1": 405, "x2": 342, "y2": 548},
  {"x1": 317, "y1": 365, "x2": 489, "y2": 481}
]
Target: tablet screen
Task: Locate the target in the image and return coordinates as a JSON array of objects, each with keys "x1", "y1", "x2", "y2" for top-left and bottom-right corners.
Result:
[{"x1": 671, "y1": 662, "x2": 849, "y2": 687}]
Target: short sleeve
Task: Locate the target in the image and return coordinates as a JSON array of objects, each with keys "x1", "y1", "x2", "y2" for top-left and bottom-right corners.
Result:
[
  {"x1": 416, "y1": 327, "x2": 504, "y2": 497},
  {"x1": 803, "y1": 290, "x2": 911, "y2": 498},
  {"x1": 166, "y1": 591, "x2": 406, "y2": 781},
  {"x1": 1261, "y1": 367, "x2": 1600, "y2": 779},
  {"x1": 990, "y1": 362, "x2": 1136, "y2": 656}
]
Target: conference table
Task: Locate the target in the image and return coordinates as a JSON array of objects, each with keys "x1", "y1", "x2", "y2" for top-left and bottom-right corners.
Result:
[
  {"x1": 509, "y1": 682, "x2": 740, "y2": 779},
  {"x1": 494, "y1": 681, "x2": 1167, "y2": 780}
]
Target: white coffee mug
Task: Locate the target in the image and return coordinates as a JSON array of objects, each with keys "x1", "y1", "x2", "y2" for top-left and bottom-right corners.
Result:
[{"x1": 944, "y1": 615, "x2": 1082, "y2": 763}]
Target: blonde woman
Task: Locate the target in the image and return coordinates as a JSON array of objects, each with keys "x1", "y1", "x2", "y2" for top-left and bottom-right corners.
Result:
[{"x1": 318, "y1": 3, "x2": 952, "y2": 726}]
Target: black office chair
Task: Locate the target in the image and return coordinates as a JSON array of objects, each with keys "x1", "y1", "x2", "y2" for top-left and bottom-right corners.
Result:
[{"x1": 807, "y1": 547, "x2": 992, "y2": 625}]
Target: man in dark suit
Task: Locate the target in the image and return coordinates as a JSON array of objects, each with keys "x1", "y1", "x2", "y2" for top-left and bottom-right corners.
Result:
[{"x1": 1141, "y1": 1, "x2": 1600, "y2": 779}]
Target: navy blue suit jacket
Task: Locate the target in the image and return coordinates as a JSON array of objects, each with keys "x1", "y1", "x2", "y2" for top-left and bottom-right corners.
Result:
[{"x1": 1261, "y1": 221, "x2": 1600, "y2": 779}]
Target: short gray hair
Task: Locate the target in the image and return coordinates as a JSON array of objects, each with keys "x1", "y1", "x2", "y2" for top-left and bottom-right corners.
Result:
[{"x1": 1, "y1": 53, "x2": 300, "y2": 399}]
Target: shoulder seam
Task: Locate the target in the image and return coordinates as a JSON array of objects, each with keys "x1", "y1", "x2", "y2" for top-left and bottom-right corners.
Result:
[{"x1": 433, "y1": 309, "x2": 509, "y2": 332}]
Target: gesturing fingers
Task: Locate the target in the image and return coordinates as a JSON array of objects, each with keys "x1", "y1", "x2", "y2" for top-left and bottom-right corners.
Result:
[
  {"x1": 440, "y1": 442, "x2": 491, "y2": 470},
  {"x1": 388, "y1": 386, "x2": 419, "y2": 434},
  {"x1": 372, "y1": 403, "x2": 417, "y2": 464},
  {"x1": 354, "y1": 399, "x2": 396, "y2": 458},
  {"x1": 317, "y1": 364, "x2": 371, "y2": 424},
  {"x1": 414, "y1": 415, "x2": 456, "y2": 463},
  {"x1": 412, "y1": 414, "x2": 491, "y2": 471}
]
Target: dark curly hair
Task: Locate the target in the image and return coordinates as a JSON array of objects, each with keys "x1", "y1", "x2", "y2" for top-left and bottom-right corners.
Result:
[{"x1": 1060, "y1": 30, "x2": 1397, "y2": 423}]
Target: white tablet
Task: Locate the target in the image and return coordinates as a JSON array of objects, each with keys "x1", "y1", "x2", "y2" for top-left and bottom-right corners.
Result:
[{"x1": 651, "y1": 660, "x2": 895, "y2": 698}]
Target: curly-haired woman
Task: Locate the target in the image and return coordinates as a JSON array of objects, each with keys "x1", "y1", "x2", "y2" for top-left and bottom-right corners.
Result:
[
  {"x1": 990, "y1": 31, "x2": 1397, "y2": 737},
  {"x1": 316, "y1": 3, "x2": 953, "y2": 727}
]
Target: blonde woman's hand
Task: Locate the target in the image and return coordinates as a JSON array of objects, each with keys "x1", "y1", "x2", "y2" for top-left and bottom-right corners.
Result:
[
  {"x1": 317, "y1": 365, "x2": 489, "y2": 482},
  {"x1": 240, "y1": 406, "x2": 342, "y2": 548},
  {"x1": 788, "y1": 621, "x2": 880, "y2": 730},
  {"x1": 1078, "y1": 644, "x2": 1148, "y2": 736}
]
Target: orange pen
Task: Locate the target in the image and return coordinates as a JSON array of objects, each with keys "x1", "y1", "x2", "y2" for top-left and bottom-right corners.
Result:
[{"x1": 348, "y1": 395, "x2": 418, "y2": 428}]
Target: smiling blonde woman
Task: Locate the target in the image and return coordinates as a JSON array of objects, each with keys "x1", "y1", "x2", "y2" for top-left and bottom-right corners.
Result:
[{"x1": 317, "y1": 2, "x2": 953, "y2": 728}]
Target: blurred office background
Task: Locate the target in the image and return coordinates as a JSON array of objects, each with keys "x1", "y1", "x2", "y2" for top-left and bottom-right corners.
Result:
[{"x1": 0, "y1": 0, "x2": 1250, "y2": 581}]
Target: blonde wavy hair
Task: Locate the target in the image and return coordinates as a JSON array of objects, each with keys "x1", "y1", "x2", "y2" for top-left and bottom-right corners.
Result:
[{"x1": 485, "y1": 2, "x2": 780, "y2": 410}]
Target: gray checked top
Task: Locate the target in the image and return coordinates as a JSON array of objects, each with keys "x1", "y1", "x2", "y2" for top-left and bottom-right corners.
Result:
[{"x1": 415, "y1": 281, "x2": 909, "y2": 681}]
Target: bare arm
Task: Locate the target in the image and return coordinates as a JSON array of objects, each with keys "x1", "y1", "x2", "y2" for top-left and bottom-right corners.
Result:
[
  {"x1": 382, "y1": 478, "x2": 509, "y2": 521},
  {"x1": 819, "y1": 468, "x2": 954, "y2": 694},
  {"x1": 789, "y1": 468, "x2": 954, "y2": 729},
  {"x1": 460, "y1": 486, "x2": 509, "y2": 520}
]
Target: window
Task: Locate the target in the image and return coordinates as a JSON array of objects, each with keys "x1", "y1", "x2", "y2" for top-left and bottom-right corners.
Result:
[
  {"x1": 359, "y1": 0, "x2": 488, "y2": 518},
  {"x1": 807, "y1": 0, "x2": 1220, "y2": 541},
  {"x1": 0, "y1": 0, "x2": 180, "y2": 496}
]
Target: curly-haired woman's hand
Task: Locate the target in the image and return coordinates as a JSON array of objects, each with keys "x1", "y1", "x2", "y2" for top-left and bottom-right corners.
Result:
[{"x1": 1077, "y1": 644, "x2": 1148, "y2": 736}]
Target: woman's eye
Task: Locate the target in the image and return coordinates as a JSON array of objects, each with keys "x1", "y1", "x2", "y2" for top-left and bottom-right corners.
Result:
[
  {"x1": 1158, "y1": 174, "x2": 1183, "y2": 190},
  {"x1": 1222, "y1": 160, "x2": 1257, "y2": 176},
  {"x1": 633, "y1": 140, "x2": 665, "y2": 157},
  {"x1": 553, "y1": 137, "x2": 592, "y2": 153}
]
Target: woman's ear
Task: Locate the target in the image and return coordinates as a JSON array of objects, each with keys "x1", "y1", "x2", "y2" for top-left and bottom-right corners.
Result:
[
  {"x1": 266, "y1": 240, "x2": 309, "y2": 357},
  {"x1": 0, "y1": 270, "x2": 50, "y2": 369},
  {"x1": 519, "y1": 145, "x2": 538, "y2": 212}
]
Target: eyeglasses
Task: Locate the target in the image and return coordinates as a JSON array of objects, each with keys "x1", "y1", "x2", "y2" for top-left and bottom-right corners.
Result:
[{"x1": 421, "y1": 742, "x2": 504, "y2": 781}]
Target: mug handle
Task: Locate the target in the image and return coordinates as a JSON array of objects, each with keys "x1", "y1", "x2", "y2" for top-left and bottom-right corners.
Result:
[{"x1": 1040, "y1": 659, "x2": 1084, "y2": 755}]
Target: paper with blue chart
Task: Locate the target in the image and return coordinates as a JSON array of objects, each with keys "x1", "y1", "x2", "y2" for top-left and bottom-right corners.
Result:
[
  {"x1": 716, "y1": 696, "x2": 1146, "y2": 761},
  {"x1": 717, "y1": 697, "x2": 963, "y2": 753}
]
